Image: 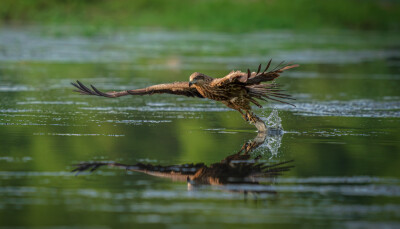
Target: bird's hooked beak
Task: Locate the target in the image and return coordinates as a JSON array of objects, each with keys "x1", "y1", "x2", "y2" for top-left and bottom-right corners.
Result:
[
  {"x1": 188, "y1": 80, "x2": 196, "y2": 87},
  {"x1": 187, "y1": 176, "x2": 196, "y2": 191}
]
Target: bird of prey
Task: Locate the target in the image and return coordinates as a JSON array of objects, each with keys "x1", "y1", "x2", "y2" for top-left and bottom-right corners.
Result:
[{"x1": 72, "y1": 60, "x2": 298, "y2": 132}]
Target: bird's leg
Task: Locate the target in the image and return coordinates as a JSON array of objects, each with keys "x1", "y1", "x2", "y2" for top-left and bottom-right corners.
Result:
[
  {"x1": 238, "y1": 109, "x2": 249, "y2": 121},
  {"x1": 245, "y1": 111, "x2": 257, "y2": 124},
  {"x1": 222, "y1": 102, "x2": 248, "y2": 121}
]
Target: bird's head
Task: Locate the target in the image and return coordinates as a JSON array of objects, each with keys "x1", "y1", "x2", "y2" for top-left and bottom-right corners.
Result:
[{"x1": 189, "y1": 72, "x2": 212, "y2": 87}]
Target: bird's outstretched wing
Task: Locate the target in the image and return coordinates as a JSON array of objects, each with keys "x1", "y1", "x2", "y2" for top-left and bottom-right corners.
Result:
[
  {"x1": 71, "y1": 81, "x2": 204, "y2": 98},
  {"x1": 212, "y1": 60, "x2": 299, "y2": 87},
  {"x1": 211, "y1": 60, "x2": 298, "y2": 106}
]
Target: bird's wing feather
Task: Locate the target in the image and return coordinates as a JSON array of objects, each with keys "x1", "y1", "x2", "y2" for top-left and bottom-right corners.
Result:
[
  {"x1": 72, "y1": 81, "x2": 204, "y2": 98},
  {"x1": 211, "y1": 60, "x2": 299, "y2": 87},
  {"x1": 245, "y1": 61, "x2": 299, "y2": 85},
  {"x1": 210, "y1": 71, "x2": 248, "y2": 87}
]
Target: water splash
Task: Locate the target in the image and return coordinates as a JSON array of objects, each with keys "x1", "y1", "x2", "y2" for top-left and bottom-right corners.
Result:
[
  {"x1": 255, "y1": 109, "x2": 284, "y2": 157},
  {"x1": 264, "y1": 134, "x2": 283, "y2": 157},
  {"x1": 265, "y1": 109, "x2": 283, "y2": 131}
]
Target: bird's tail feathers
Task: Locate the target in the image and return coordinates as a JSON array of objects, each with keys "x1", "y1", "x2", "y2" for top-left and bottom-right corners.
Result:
[{"x1": 247, "y1": 84, "x2": 295, "y2": 107}]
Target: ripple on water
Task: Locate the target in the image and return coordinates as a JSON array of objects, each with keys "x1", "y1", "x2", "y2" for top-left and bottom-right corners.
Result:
[
  {"x1": 275, "y1": 99, "x2": 400, "y2": 118},
  {"x1": 105, "y1": 120, "x2": 172, "y2": 125},
  {"x1": 0, "y1": 85, "x2": 36, "y2": 92},
  {"x1": 0, "y1": 157, "x2": 32, "y2": 163},
  {"x1": 33, "y1": 133, "x2": 125, "y2": 137},
  {"x1": 0, "y1": 171, "x2": 115, "y2": 179},
  {"x1": 16, "y1": 101, "x2": 89, "y2": 105},
  {"x1": 2, "y1": 28, "x2": 398, "y2": 65},
  {"x1": 271, "y1": 176, "x2": 400, "y2": 184},
  {"x1": 289, "y1": 129, "x2": 381, "y2": 137},
  {"x1": 80, "y1": 106, "x2": 228, "y2": 112},
  {"x1": 270, "y1": 184, "x2": 400, "y2": 197},
  {"x1": 0, "y1": 109, "x2": 42, "y2": 113}
]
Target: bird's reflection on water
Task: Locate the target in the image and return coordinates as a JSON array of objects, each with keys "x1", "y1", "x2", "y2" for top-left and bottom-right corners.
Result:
[{"x1": 73, "y1": 129, "x2": 294, "y2": 194}]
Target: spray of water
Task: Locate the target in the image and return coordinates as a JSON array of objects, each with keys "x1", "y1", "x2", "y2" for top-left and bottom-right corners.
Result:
[
  {"x1": 256, "y1": 109, "x2": 284, "y2": 157},
  {"x1": 265, "y1": 109, "x2": 283, "y2": 131}
]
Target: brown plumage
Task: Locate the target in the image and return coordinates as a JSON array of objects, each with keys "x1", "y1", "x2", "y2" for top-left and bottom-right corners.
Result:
[{"x1": 72, "y1": 60, "x2": 299, "y2": 131}]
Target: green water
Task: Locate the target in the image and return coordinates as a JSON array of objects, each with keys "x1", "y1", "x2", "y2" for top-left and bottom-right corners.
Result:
[{"x1": 0, "y1": 27, "x2": 400, "y2": 228}]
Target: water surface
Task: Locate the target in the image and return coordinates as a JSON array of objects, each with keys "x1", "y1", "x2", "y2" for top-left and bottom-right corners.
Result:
[{"x1": 0, "y1": 27, "x2": 400, "y2": 228}]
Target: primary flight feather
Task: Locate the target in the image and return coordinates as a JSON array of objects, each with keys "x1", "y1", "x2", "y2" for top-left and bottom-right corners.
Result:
[{"x1": 72, "y1": 60, "x2": 298, "y2": 131}]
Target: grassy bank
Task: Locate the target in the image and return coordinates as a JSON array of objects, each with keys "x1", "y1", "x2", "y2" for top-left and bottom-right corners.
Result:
[{"x1": 1, "y1": 0, "x2": 400, "y2": 32}]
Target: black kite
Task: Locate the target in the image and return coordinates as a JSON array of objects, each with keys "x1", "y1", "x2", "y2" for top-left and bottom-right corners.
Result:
[{"x1": 72, "y1": 60, "x2": 298, "y2": 131}]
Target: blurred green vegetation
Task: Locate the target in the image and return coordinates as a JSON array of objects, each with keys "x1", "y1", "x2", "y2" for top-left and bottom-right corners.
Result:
[{"x1": 1, "y1": 0, "x2": 400, "y2": 32}]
